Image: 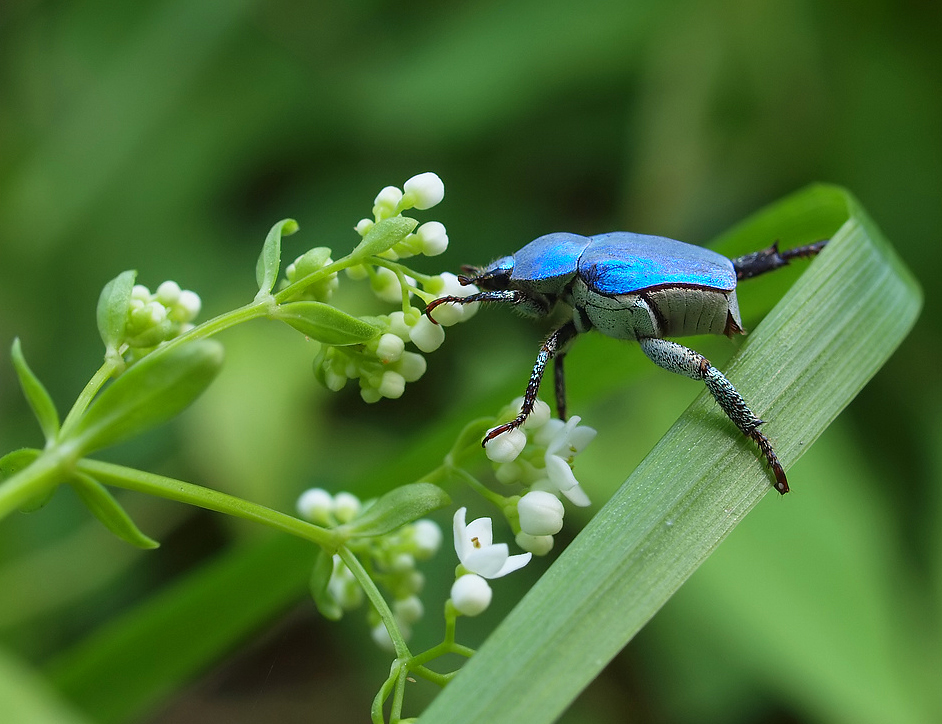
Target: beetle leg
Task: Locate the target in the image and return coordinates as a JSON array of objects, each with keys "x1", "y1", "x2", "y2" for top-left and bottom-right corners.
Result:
[
  {"x1": 424, "y1": 290, "x2": 521, "y2": 324},
  {"x1": 638, "y1": 337, "x2": 789, "y2": 494},
  {"x1": 483, "y1": 321, "x2": 579, "y2": 444},
  {"x1": 554, "y1": 353, "x2": 568, "y2": 421},
  {"x1": 731, "y1": 239, "x2": 828, "y2": 281}
]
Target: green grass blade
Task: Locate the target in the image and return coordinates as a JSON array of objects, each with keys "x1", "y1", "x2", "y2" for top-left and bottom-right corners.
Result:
[{"x1": 420, "y1": 184, "x2": 922, "y2": 723}]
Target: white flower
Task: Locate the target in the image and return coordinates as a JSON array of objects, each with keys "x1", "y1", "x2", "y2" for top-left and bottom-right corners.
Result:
[
  {"x1": 517, "y1": 490, "x2": 565, "y2": 536},
  {"x1": 415, "y1": 221, "x2": 449, "y2": 256},
  {"x1": 155, "y1": 280, "x2": 181, "y2": 305},
  {"x1": 427, "y1": 272, "x2": 479, "y2": 326},
  {"x1": 484, "y1": 427, "x2": 527, "y2": 463},
  {"x1": 411, "y1": 519, "x2": 443, "y2": 558},
  {"x1": 402, "y1": 172, "x2": 445, "y2": 210},
  {"x1": 297, "y1": 488, "x2": 333, "y2": 525},
  {"x1": 450, "y1": 574, "x2": 492, "y2": 616},
  {"x1": 332, "y1": 491, "x2": 361, "y2": 523},
  {"x1": 515, "y1": 531, "x2": 554, "y2": 556},
  {"x1": 453, "y1": 507, "x2": 531, "y2": 578},
  {"x1": 533, "y1": 417, "x2": 596, "y2": 507},
  {"x1": 373, "y1": 185, "x2": 403, "y2": 219},
  {"x1": 521, "y1": 399, "x2": 551, "y2": 430},
  {"x1": 377, "y1": 370, "x2": 406, "y2": 399},
  {"x1": 408, "y1": 315, "x2": 446, "y2": 352},
  {"x1": 375, "y1": 333, "x2": 405, "y2": 363}
]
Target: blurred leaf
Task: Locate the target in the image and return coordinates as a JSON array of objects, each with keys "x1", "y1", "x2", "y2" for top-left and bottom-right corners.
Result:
[
  {"x1": 68, "y1": 340, "x2": 224, "y2": 456},
  {"x1": 0, "y1": 648, "x2": 92, "y2": 724},
  {"x1": 255, "y1": 218, "x2": 298, "y2": 297},
  {"x1": 309, "y1": 547, "x2": 342, "y2": 621},
  {"x1": 10, "y1": 339, "x2": 60, "y2": 443},
  {"x1": 421, "y1": 184, "x2": 922, "y2": 723},
  {"x1": 46, "y1": 535, "x2": 313, "y2": 724},
  {"x1": 338, "y1": 483, "x2": 451, "y2": 539},
  {"x1": 272, "y1": 301, "x2": 379, "y2": 345},
  {"x1": 350, "y1": 216, "x2": 418, "y2": 259},
  {"x1": 95, "y1": 270, "x2": 136, "y2": 356},
  {"x1": 69, "y1": 472, "x2": 159, "y2": 550}
]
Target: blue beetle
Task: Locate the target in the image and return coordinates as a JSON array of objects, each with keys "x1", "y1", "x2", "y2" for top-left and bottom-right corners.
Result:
[{"x1": 425, "y1": 232, "x2": 827, "y2": 494}]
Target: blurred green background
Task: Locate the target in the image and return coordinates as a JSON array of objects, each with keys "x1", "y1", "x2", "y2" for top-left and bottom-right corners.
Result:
[{"x1": 0, "y1": 1, "x2": 939, "y2": 722}]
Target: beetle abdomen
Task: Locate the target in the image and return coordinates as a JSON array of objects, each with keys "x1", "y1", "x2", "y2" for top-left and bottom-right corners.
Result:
[{"x1": 646, "y1": 286, "x2": 743, "y2": 337}]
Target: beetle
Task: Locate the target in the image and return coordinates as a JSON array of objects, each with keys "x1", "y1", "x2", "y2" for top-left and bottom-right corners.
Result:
[{"x1": 425, "y1": 232, "x2": 828, "y2": 494}]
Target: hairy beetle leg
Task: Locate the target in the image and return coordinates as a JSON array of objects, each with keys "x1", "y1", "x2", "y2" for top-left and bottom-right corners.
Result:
[
  {"x1": 732, "y1": 239, "x2": 828, "y2": 281},
  {"x1": 482, "y1": 321, "x2": 579, "y2": 445},
  {"x1": 424, "y1": 291, "x2": 520, "y2": 324},
  {"x1": 639, "y1": 337, "x2": 789, "y2": 494}
]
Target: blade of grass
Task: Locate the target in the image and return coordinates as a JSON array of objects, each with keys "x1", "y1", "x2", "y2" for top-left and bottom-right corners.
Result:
[{"x1": 420, "y1": 184, "x2": 922, "y2": 723}]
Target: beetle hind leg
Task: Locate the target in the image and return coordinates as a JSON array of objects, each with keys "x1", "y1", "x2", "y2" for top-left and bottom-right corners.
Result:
[
  {"x1": 638, "y1": 337, "x2": 789, "y2": 494},
  {"x1": 731, "y1": 239, "x2": 828, "y2": 281}
]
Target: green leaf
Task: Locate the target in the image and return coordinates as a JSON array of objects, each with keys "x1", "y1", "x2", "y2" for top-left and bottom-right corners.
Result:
[
  {"x1": 420, "y1": 184, "x2": 923, "y2": 723},
  {"x1": 10, "y1": 338, "x2": 61, "y2": 442},
  {"x1": 309, "y1": 547, "x2": 343, "y2": 621},
  {"x1": 350, "y1": 216, "x2": 418, "y2": 259},
  {"x1": 255, "y1": 218, "x2": 299, "y2": 297},
  {"x1": 338, "y1": 482, "x2": 451, "y2": 538},
  {"x1": 67, "y1": 340, "x2": 224, "y2": 456},
  {"x1": 0, "y1": 648, "x2": 92, "y2": 724},
  {"x1": 272, "y1": 301, "x2": 379, "y2": 345},
  {"x1": 96, "y1": 270, "x2": 136, "y2": 354},
  {"x1": 69, "y1": 472, "x2": 159, "y2": 549}
]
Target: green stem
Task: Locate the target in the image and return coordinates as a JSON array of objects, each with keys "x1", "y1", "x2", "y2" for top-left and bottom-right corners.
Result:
[
  {"x1": 59, "y1": 360, "x2": 119, "y2": 439},
  {"x1": 75, "y1": 458, "x2": 336, "y2": 548},
  {"x1": 0, "y1": 448, "x2": 71, "y2": 520}
]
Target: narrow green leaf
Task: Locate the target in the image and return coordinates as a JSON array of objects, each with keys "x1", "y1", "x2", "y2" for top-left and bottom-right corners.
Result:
[
  {"x1": 309, "y1": 548, "x2": 343, "y2": 621},
  {"x1": 69, "y1": 472, "x2": 159, "y2": 549},
  {"x1": 255, "y1": 218, "x2": 299, "y2": 297},
  {"x1": 10, "y1": 338, "x2": 61, "y2": 442},
  {"x1": 351, "y1": 216, "x2": 418, "y2": 259},
  {"x1": 68, "y1": 340, "x2": 224, "y2": 456},
  {"x1": 272, "y1": 301, "x2": 379, "y2": 345},
  {"x1": 96, "y1": 270, "x2": 136, "y2": 354},
  {"x1": 421, "y1": 184, "x2": 923, "y2": 723},
  {"x1": 338, "y1": 482, "x2": 451, "y2": 538},
  {"x1": 0, "y1": 648, "x2": 92, "y2": 724}
]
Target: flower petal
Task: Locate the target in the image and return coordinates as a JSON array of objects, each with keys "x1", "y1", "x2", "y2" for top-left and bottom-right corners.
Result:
[
  {"x1": 465, "y1": 516, "x2": 494, "y2": 547},
  {"x1": 545, "y1": 453, "x2": 579, "y2": 492},
  {"x1": 464, "y1": 542, "x2": 511, "y2": 578},
  {"x1": 560, "y1": 483, "x2": 592, "y2": 507},
  {"x1": 491, "y1": 551, "x2": 532, "y2": 578}
]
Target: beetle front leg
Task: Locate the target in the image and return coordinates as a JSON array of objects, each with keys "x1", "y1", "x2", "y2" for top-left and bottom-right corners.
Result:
[
  {"x1": 483, "y1": 321, "x2": 579, "y2": 444},
  {"x1": 638, "y1": 337, "x2": 789, "y2": 494},
  {"x1": 424, "y1": 290, "x2": 521, "y2": 323}
]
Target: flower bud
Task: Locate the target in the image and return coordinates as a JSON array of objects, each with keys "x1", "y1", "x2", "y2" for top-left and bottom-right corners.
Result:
[
  {"x1": 297, "y1": 488, "x2": 333, "y2": 525},
  {"x1": 393, "y1": 352, "x2": 427, "y2": 382},
  {"x1": 155, "y1": 280, "x2": 181, "y2": 305},
  {"x1": 515, "y1": 531, "x2": 555, "y2": 556},
  {"x1": 415, "y1": 221, "x2": 448, "y2": 256},
  {"x1": 394, "y1": 595, "x2": 424, "y2": 625},
  {"x1": 408, "y1": 315, "x2": 445, "y2": 352},
  {"x1": 373, "y1": 186, "x2": 403, "y2": 219},
  {"x1": 402, "y1": 172, "x2": 444, "y2": 210},
  {"x1": 517, "y1": 490, "x2": 565, "y2": 536},
  {"x1": 411, "y1": 519, "x2": 443, "y2": 558},
  {"x1": 375, "y1": 333, "x2": 405, "y2": 363},
  {"x1": 484, "y1": 427, "x2": 527, "y2": 463},
  {"x1": 332, "y1": 492, "x2": 361, "y2": 523},
  {"x1": 377, "y1": 370, "x2": 406, "y2": 399},
  {"x1": 450, "y1": 574, "x2": 492, "y2": 616}
]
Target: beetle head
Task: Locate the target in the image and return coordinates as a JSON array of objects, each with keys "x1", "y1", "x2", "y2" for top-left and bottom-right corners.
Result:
[{"x1": 461, "y1": 256, "x2": 514, "y2": 291}]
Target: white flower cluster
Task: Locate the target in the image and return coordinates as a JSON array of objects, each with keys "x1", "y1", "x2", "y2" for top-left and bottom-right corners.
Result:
[
  {"x1": 450, "y1": 507, "x2": 531, "y2": 617},
  {"x1": 124, "y1": 281, "x2": 201, "y2": 350},
  {"x1": 296, "y1": 488, "x2": 443, "y2": 648},
  {"x1": 484, "y1": 399, "x2": 596, "y2": 556},
  {"x1": 308, "y1": 173, "x2": 480, "y2": 403}
]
